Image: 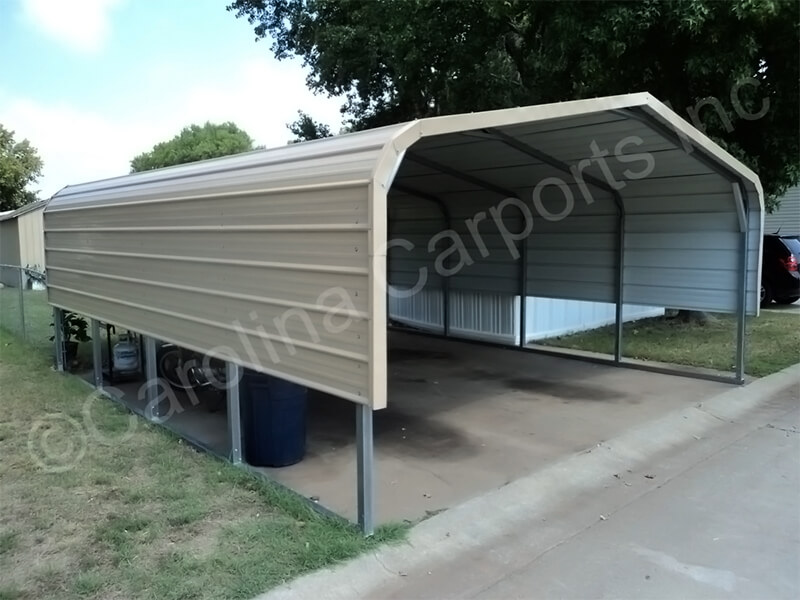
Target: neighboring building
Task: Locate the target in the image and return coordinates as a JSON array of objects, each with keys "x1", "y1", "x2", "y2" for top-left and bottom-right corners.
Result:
[
  {"x1": 765, "y1": 185, "x2": 800, "y2": 236},
  {"x1": 0, "y1": 200, "x2": 47, "y2": 287}
]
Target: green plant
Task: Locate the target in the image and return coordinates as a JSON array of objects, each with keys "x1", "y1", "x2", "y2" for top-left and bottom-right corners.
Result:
[{"x1": 50, "y1": 311, "x2": 91, "y2": 344}]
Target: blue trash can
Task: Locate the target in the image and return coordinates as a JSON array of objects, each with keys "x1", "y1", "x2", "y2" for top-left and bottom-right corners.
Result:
[{"x1": 241, "y1": 369, "x2": 307, "y2": 467}]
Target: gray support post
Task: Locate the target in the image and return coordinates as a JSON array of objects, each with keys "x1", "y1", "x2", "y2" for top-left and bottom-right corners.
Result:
[
  {"x1": 53, "y1": 307, "x2": 65, "y2": 371},
  {"x1": 144, "y1": 336, "x2": 160, "y2": 420},
  {"x1": 734, "y1": 183, "x2": 750, "y2": 384},
  {"x1": 442, "y1": 213, "x2": 452, "y2": 337},
  {"x1": 519, "y1": 235, "x2": 528, "y2": 348},
  {"x1": 227, "y1": 362, "x2": 244, "y2": 464},
  {"x1": 735, "y1": 232, "x2": 749, "y2": 383},
  {"x1": 91, "y1": 319, "x2": 102, "y2": 388},
  {"x1": 614, "y1": 212, "x2": 626, "y2": 362},
  {"x1": 356, "y1": 403, "x2": 375, "y2": 536},
  {"x1": 17, "y1": 268, "x2": 26, "y2": 341}
]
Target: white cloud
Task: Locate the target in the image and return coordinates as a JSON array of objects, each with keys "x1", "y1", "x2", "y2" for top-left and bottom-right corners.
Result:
[
  {"x1": 21, "y1": 0, "x2": 123, "y2": 53},
  {"x1": 0, "y1": 56, "x2": 345, "y2": 198}
]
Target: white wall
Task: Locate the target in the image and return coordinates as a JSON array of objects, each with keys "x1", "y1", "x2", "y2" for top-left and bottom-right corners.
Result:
[{"x1": 388, "y1": 289, "x2": 663, "y2": 344}]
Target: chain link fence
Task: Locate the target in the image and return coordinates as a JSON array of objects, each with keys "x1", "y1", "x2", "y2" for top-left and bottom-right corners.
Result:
[{"x1": 0, "y1": 264, "x2": 52, "y2": 355}]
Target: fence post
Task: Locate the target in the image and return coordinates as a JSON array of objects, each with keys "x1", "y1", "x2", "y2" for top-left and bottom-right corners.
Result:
[
  {"x1": 17, "y1": 267, "x2": 26, "y2": 341},
  {"x1": 53, "y1": 307, "x2": 65, "y2": 372}
]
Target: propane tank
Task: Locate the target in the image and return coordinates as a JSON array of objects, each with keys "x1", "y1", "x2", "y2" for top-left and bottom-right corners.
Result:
[{"x1": 113, "y1": 333, "x2": 139, "y2": 371}]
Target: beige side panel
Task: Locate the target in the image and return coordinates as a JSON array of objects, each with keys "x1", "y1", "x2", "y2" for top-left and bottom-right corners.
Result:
[
  {"x1": 18, "y1": 209, "x2": 45, "y2": 271},
  {"x1": 368, "y1": 182, "x2": 388, "y2": 410},
  {"x1": 46, "y1": 183, "x2": 374, "y2": 404}
]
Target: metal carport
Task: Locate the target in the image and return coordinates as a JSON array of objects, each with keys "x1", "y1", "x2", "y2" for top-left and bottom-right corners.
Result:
[{"x1": 44, "y1": 92, "x2": 763, "y2": 533}]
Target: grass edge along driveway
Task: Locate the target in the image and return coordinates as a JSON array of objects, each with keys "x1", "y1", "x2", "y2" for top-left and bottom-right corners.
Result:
[
  {"x1": 0, "y1": 330, "x2": 405, "y2": 600},
  {"x1": 541, "y1": 312, "x2": 800, "y2": 378}
]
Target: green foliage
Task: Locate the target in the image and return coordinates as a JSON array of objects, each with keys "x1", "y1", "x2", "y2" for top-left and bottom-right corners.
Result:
[
  {"x1": 130, "y1": 121, "x2": 255, "y2": 172},
  {"x1": 228, "y1": 0, "x2": 799, "y2": 205},
  {"x1": 0, "y1": 124, "x2": 43, "y2": 211},
  {"x1": 50, "y1": 311, "x2": 91, "y2": 344},
  {"x1": 288, "y1": 110, "x2": 333, "y2": 142}
]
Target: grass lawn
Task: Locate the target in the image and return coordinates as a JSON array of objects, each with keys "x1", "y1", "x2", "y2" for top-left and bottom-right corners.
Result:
[
  {"x1": 0, "y1": 329, "x2": 404, "y2": 600},
  {"x1": 541, "y1": 311, "x2": 800, "y2": 377},
  {"x1": 0, "y1": 287, "x2": 51, "y2": 355}
]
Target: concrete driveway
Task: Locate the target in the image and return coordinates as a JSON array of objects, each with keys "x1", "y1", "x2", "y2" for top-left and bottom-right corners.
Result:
[
  {"x1": 259, "y1": 364, "x2": 800, "y2": 600},
  {"x1": 257, "y1": 331, "x2": 726, "y2": 523}
]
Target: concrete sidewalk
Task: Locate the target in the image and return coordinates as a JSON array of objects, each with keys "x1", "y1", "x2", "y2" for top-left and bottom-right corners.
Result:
[{"x1": 257, "y1": 364, "x2": 800, "y2": 600}]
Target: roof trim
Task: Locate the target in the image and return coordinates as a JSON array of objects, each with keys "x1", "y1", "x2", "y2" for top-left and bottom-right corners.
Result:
[{"x1": 0, "y1": 199, "x2": 48, "y2": 222}]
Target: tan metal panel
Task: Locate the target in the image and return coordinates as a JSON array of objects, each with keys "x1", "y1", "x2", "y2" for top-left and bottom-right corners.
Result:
[
  {"x1": 45, "y1": 184, "x2": 369, "y2": 229},
  {"x1": 47, "y1": 181, "x2": 375, "y2": 404},
  {"x1": 46, "y1": 251, "x2": 368, "y2": 313},
  {"x1": 18, "y1": 207, "x2": 45, "y2": 271},
  {"x1": 46, "y1": 230, "x2": 369, "y2": 269},
  {"x1": 48, "y1": 286, "x2": 370, "y2": 402}
]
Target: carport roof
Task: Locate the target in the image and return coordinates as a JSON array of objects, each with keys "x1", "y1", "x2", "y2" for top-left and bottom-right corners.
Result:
[
  {"x1": 44, "y1": 91, "x2": 765, "y2": 409},
  {"x1": 48, "y1": 92, "x2": 762, "y2": 211}
]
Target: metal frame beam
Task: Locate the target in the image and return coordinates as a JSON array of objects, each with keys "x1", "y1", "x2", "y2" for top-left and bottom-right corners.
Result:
[
  {"x1": 53, "y1": 307, "x2": 65, "y2": 372},
  {"x1": 614, "y1": 107, "x2": 750, "y2": 381},
  {"x1": 143, "y1": 336, "x2": 160, "y2": 421},
  {"x1": 405, "y1": 153, "x2": 519, "y2": 199},
  {"x1": 91, "y1": 319, "x2": 102, "y2": 388},
  {"x1": 518, "y1": 235, "x2": 528, "y2": 348},
  {"x1": 483, "y1": 128, "x2": 627, "y2": 362},
  {"x1": 356, "y1": 403, "x2": 375, "y2": 535},
  {"x1": 17, "y1": 268, "x2": 26, "y2": 341},
  {"x1": 734, "y1": 184, "x2": 750, "y2": 383},
  {"x1": 226, "y1": 362, "x2": 244, "y2": 464},
  {"x1": 484, "y1": 128, "x2": 621, "y2": 199},
  {"x1": 613, "y1": 107, "x2": 747, "y2": 185}
]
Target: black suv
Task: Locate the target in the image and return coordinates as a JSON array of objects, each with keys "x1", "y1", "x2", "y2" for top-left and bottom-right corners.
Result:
[{"x1": 761, "y1": 235, "x2": 800, "y2": 306}]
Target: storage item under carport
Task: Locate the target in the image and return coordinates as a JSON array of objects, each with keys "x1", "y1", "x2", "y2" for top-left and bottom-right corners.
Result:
[{"x1": 241, "y1": 369, "x2": 308, "y2": 467}]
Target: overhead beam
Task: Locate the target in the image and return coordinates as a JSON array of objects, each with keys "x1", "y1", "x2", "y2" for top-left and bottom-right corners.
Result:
[
  {"x1": 405, "y1": 153, "x2": 518, "y2": 198},
  {"x1": 611, "y1": 107, "x2": 744, "y2": 185},
  {"x1": 484, "y1": 127, "x2": 622, "y2": 205},
  {"x1": 482, "y1": 127, "x2": 626, "y2": 361},
  {"x1": 391, "y1": 182, "x2": 449, "y2": 216}
]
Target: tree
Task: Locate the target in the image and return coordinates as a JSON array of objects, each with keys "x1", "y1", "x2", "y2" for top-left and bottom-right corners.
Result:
[
  {"x1": 131, "y1": 121, "x2": 255, "y2": 172},
  {"x1": 288, "y1": 110, "x2": 333, "y2": 143},
  {"x1": 0, "y1": 124, "x2": 43, "y2": 211},
  {"x1": 228, "y1": 0, "x2": 799, "y2": 206}
]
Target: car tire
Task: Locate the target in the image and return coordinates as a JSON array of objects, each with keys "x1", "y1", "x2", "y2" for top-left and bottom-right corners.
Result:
[
  {"x1": 775, "y1": 295, "x2": 800, "y2": 305},
  {"x1": 760, "y1": 282, "x2": 774, "y2": 307}
]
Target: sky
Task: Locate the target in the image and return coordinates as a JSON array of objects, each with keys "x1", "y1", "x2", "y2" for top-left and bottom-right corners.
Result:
[{"x1": 0, "y1": 0, "x2": 344, "y2": 198}]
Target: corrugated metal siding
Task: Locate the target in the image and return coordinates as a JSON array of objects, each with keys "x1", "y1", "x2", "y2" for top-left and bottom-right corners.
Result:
[
  {"x1": 18, "y1": 207, "x2": 45, "y2": 272},
  {"x1": 449, "y1": 291, "x2": 517, "y2": 343},
  {"x1": 765, "y1": 185, "x2": 800, "y2": 235},
  {"x1": 0, "y1": 220, "x2": 20, "y2": 286},
  {"x1": 523, "y1": 297, "x2": 663, "y2": 341},
  {"x1": 525, "y1": 188, "x2": 618, "y2": 303},
  {"x1": 47, "y1": 174, "x2": 379, "y2": 405},
  {"x1": 388, "y1": 287, "x2": 444, "y2": 332},
  {"x1": 389, "y1": 290, "x2": 664, "y2": 344}
]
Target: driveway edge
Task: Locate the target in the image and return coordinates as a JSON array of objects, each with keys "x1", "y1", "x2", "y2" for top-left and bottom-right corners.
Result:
[{"x1": 256, "y1": 364, "x2": 800, "y2": 600}]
